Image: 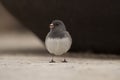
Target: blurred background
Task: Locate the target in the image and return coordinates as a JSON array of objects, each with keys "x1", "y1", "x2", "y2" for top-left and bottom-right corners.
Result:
[
  {"x1": 0, "y1": 2, "x2": 44, "y2": 51},
  {"x1": 0, "y1": 0, "x2": 120, "y2": 54}
]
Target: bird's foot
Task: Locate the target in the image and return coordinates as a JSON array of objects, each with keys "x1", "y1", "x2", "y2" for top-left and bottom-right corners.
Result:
[
  {"x1": 61, "y1": 59, "x2": 67, "y2": 63},
  {"x1": 49, "y1": 59, "x2": 56, "y2": 63}
]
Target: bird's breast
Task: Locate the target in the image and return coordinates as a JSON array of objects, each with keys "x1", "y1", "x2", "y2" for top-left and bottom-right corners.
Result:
[{"x1": 45, "y1": 37, "x2": 72, "y2": 55}]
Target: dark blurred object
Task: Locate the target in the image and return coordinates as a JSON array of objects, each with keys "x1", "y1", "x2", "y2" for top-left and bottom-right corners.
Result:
[
  {"x1": 1, "y1": 0, "x2": 120, "y2": 54},
  {"x1": 0, "y1": 2, "x2": 27, "y2": 33}
]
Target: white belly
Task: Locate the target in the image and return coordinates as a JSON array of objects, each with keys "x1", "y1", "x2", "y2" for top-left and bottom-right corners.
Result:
[{"x1": 45, "y1": 38, "x2": 72, "y2": 55}]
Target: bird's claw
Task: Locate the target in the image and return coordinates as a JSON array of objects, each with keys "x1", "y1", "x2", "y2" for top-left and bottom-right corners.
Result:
[
  {"x1": 49, "y1": 59, "x2": 56, "y2": 63},
  {"x1": 62, "y1": 59, "x2": 67, "y2": 63}
]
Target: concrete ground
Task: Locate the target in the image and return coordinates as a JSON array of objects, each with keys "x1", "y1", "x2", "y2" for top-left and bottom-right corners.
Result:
[{"x1": 0, "y1": 32, "x2": 120, "y2": 80}]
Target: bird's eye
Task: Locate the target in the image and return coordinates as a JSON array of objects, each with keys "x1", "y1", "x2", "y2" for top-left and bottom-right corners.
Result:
[{"x1": 55, "y1": 23, "x2": 59, "y2": 26}]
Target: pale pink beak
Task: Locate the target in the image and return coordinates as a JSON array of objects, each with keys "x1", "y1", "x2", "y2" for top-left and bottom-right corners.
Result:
[{"x1": 49, "y1": 23, "x2": 54, "y2": 29}]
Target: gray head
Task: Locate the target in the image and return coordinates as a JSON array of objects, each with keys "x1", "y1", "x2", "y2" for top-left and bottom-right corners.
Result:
[
  {"x1": 48, "y1": 20, "x2": 67, "y2": 38},
  {"x1": 49, "y1": 20, "x2": 66, "y2": 32}
]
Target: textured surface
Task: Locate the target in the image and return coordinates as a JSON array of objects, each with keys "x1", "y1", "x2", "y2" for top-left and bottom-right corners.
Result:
[{"x1": 0, "y1": 53, "x2": 120, "y2": 80}]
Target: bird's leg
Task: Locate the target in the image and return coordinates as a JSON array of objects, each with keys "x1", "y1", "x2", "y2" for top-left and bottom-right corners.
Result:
[
  {"x1": 49, "y1": 58, "x2": 55, "y2": 63},
  {"x1": 49, "y1": 55, "x2": 55, "y2": 63},
  {"x1": 62, "y1": 56, "x2": 67, "y2": 63}
]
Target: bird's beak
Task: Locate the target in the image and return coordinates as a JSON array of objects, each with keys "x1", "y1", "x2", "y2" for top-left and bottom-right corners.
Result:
[{"x1": 49, "y1": 23, "x2": 54, "y2": 29}]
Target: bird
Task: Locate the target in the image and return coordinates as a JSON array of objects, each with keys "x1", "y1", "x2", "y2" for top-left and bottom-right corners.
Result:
[{"x1": 45, "y1": 20, "x2": 72, "y2": 63}]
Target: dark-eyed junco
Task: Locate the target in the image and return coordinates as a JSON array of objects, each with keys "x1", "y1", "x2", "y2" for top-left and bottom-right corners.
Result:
[{"x1": 45, "y1": 20, "x2": 72, "y2": 63}]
